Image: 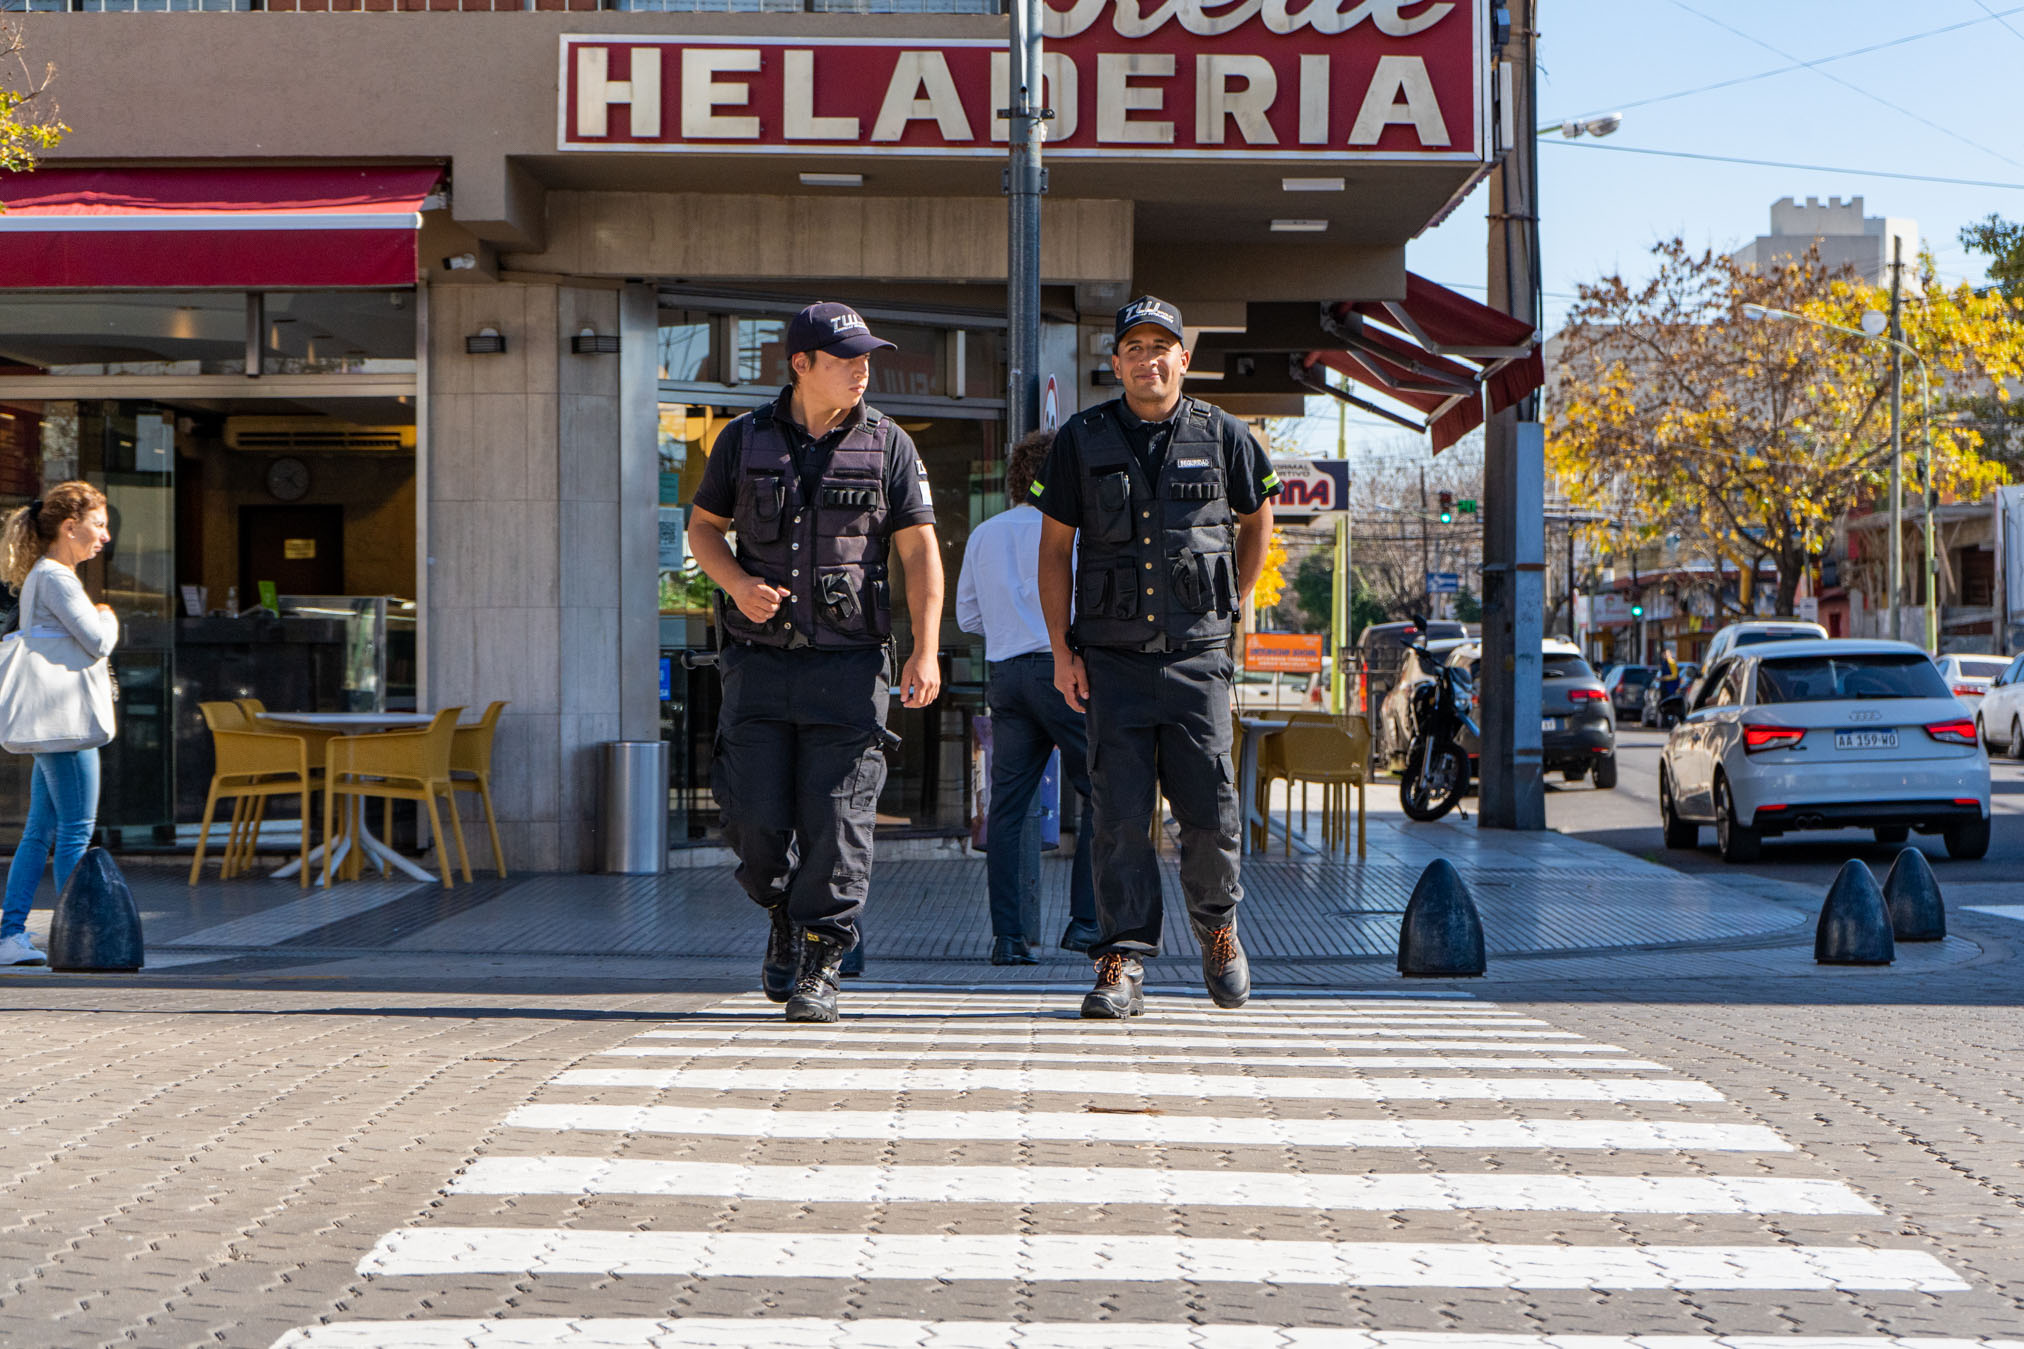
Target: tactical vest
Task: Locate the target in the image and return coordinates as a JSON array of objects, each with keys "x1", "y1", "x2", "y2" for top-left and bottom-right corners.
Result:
[
  {"x1": 1069, "y1": 397, "x2": 1238, "y2": 652},
  {"x1": 720, "y1": 399, "x2": 895, "y2": 650}
]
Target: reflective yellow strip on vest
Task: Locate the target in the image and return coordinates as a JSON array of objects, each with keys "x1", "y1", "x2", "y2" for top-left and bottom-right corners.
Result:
[
  {"x1": 1029, "y1": 480, "x2": 1045, "y2": 499},
  {"x1": 1261, "y1": 471, "x2": 1281, "y2": 490}
]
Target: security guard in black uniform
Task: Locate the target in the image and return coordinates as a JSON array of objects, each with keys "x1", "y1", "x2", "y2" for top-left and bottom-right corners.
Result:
[
  {"x1": 688, "y1": 302, "x2": 944, "y2": 1023},
  {"x1": 1032, "y1": 297, "x2": 1280, "y2": 1019}
]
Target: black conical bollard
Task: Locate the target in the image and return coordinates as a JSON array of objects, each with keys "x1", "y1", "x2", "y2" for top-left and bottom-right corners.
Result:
[
  {"x1": 1397, "y1": 858, "x2": 1486, "y2": 977},
  {"x1": 1815, "y1": 858, "x2": 1894, "y2": 965},
  {"x1": 1882, "y1": 847, "x2": 1946, "y2": 942},
  {"x1": 46, "y1": 847, "x2": 145, "y2": 973}
]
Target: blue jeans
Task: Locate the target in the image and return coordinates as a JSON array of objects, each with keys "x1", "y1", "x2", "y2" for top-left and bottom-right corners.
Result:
[
  {"x1": 2, "y1": 748, "x2": 101, "y2": 938},
  {"x1": 985, "y1": 654, "x2": 1096, "y2": 940}
]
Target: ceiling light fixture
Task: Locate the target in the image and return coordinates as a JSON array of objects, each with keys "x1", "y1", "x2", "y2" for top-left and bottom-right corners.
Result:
[
  {"x1": 800, "y1": 172, "x2": 864, "y2": 188},
  {"x1": 1270, "y1": 219, "x2": 1329, "y2": 233},
  {"x1": 1281, "y1": 177, "x2": 1345, "y2": 192}
]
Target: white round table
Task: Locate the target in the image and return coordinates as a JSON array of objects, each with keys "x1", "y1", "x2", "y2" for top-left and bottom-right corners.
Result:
[{"x1": 258, "y1": 712, "x2": 440, "y2": 884}]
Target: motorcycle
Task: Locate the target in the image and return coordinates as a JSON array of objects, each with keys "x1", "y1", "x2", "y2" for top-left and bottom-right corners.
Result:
[{"x1": 1398, "y1": 617, "x2": 1478, "y2": 822}]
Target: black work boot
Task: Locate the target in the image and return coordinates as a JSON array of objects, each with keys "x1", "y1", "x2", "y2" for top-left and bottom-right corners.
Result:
[
  {"x1": 1058, "y1": 919, "x2": 1101, "y2": 954},
  {"x1": 1080, "y1": 952, "x2": 1145, "y2": 1020},
  {"x1": 785, "y1": 935, "x2": 848, "y2": 1023},
  {"x1": 1193, "y1": 917, "x2": 1250, "y2": 1009},
  {"x1": 760, "y1": 905, "x2": 799, "y2": 1005}
]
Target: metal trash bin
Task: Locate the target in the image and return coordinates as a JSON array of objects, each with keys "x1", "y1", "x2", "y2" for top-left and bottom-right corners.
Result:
[{"x1": 600, "y1": 740, "x2": 669, "y2": 874}]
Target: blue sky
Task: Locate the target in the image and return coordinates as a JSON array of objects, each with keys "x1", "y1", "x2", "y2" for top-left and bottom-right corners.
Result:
[{"x1": 1305, "y1": 0, "x2": 2023, "y2": 456}]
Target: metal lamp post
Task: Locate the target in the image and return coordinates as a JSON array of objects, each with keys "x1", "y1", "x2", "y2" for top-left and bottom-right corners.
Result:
[
  {"x1": 1004, "y1": 0, "x2": 1047, "y2": 443},
  {"x1": 1741, "y1": 302, "x2": 1937, "y2": 652}
]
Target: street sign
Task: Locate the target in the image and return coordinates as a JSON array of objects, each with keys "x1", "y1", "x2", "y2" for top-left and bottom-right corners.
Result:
[
  {"x1": 1269, "y1": 459, "x2": 1350, "y2": 517},
  {"x1": 1244, "y1": 632, "x2": 1326, "y2": 674},
  {"x1": 1426, "y1": 571, "x2": 1460, "y2": 594}
]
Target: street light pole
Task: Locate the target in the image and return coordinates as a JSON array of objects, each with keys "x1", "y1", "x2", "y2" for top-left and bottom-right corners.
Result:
[
  {"x1": 1888, "y1": 239, "x2": 1904, "y2": 643},
  {"x1": 1004, "y1": 0, "x2": 1046, "y2": 444},
  {"x1": 1741, "y1": 300, "x2": 1938, "y2": 653}
]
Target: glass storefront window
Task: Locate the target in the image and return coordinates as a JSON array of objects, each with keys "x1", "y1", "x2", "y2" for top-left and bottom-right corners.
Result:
[
  {"x1": 0, "y1": 291, "x2": 250, "y2": 376},
  {"x1": 658, "y1": 312, "x2": 717, "y2": 383},
  {"x1": 732, "y1": 317, "x2": 789, "y2": 387},
  {"x1": 260, "y1": 291, "x2": 416, "y2": 375},
  {"x1": 866, "y1": 323, "x2": 946, "y2": 401}
]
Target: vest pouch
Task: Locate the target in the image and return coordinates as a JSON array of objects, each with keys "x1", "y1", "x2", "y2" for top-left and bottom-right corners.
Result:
[
  {"x1": 1173, "y1": 550, "x2": 1234, "y2": 614},
  {"x1": 1092, "y1": 470, "x2": 1134, "y2": 544},
  {"x1": 816, "y1": 567, "x2": 890, "y2": 640},
  {"x1": 818, "y1": 478, "x2": 883, "y2": 538},
  {"x1": 1168, "y1": 478, "x2": 1222, "y2": 502},
  {"x1": 738, "y1": 471, "x2": 787, "y2": 544}
]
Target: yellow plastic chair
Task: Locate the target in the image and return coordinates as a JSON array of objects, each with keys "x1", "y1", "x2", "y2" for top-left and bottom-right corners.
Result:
[
  {"x1": 189, "y1": 701, "x2": 317, "y2": 886},
  {"x1": 1278, "y1": 718, "x2": 1370, "y2": 859},
  {"x1": 450, "y1": 700, "x2": 510, "y2": 879},
  {"x1": 321, "y1": 708, "x2": 471, "y2": 889}
]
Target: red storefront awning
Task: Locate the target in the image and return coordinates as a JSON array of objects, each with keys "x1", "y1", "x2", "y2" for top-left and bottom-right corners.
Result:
[
  {"x1": 0, "y1": 166, "x2": 444, "y2": 289},
  {"x1": 1303, "y1": 272, "x2": 1544, "y2": 453}
]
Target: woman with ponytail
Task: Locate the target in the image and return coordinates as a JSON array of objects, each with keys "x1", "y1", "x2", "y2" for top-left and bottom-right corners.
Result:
[{"x1": 0, "y1": 483, "x2": 116, "y2": 966}]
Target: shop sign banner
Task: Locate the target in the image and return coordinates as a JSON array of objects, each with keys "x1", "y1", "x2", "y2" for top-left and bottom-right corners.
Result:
[
  {"x1": 1268, "y1": 458, "x2": 1350, "y2": 516},
  {"x1": 558, "y1": 0, "x2": 1487, "y2": 161},
  {"x1": 1245, "y1": 632, "x2": 1327, "y2": 673}
]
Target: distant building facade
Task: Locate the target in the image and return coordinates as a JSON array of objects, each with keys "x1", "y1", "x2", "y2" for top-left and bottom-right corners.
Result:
[{"x1": 1731, "y1": 195, "x2": 1919, "y2": 289}]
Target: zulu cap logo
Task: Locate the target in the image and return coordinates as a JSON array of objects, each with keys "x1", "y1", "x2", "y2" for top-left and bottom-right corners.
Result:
[
  {"x1": 1125, "y1": 302, "x2": 1177, "y2": 327},
  {"x1": 830, "y1": 313, "x2": 870, "y2": 335}
]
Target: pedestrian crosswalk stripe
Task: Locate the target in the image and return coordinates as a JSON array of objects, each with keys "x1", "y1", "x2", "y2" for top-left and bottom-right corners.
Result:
[
  {"x1": 737, "y1": 984, "x2": 1486, "y2": 1000},
  {"x1": 660, "y1": 1021, "x2": 1588, "y2": 1040},
  {"x1": 447, "y1": 1158, "x2": 1874, "y2": 1214},
  {"x1": 501, "y1": 1104, "x2": 1791, "y2": 1151},
  {"x1": 595, "y1": 1046, "x2": 1669, "y2": 1071},
  {"x1": 637, "y1": 1029, "x2": 1625, "y2": 1051},
  {"x1": 554, "y1": 1066, "x2": 1722, "y2": 1102},
  {"x1": 357, "y1": 1229, "x2": 1966, "y2": 1290},
  {"x1": 717, "y1": 1004, "x2": 1544, "y2": 1023},
  {"x1": 1964, "y1": 904, "x2": 2024, "y2": 922},
  {"x1": 271, "y1": 1324, "x2": 2024, "y2": 1349}
]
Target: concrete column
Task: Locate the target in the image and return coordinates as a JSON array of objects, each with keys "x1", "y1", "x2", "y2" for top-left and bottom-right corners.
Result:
[{"x1": 427, "y1": 277, "x2": 641, "y2": 871}]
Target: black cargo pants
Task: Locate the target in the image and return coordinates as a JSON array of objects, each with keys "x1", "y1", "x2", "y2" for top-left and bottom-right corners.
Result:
[
  {"x1": 714, "y1": 642, "x2": 892, "y2": 949},
  {"x1": 1083, "y1": 644, "x2": 1242, "y2": 957}
]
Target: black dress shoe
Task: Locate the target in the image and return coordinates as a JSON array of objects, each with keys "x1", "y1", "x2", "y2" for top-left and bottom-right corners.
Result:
[
  {"x1": 761, "y1": 905, "x2": 799, "y2": 1004},
  {"x1": 990, "y1": 935, "x2": 1024, "y2": 966},
  {"x1": 786, "y1": 935, "x2": 847, "y2": 1022},
  {"x1": 1193, "y1": 917, "x2": 1250, "y2": 1009},
  {"x1": 1058, "y1": 919, "x2": 1101, "y2": 954},
  {"x1": 1080, "y1": 952, "x2": 1144, "y2": 1019}
]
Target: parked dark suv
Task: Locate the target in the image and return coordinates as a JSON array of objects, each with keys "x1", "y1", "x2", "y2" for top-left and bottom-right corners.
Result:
[{"x1": 1603, "y1": 664, "x2": 1656, "y2": 720}]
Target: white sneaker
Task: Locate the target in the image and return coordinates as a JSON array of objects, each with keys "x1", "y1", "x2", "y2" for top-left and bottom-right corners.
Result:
[{"x1": 0, "y1": 933, "x2": 47, "y2": 966}]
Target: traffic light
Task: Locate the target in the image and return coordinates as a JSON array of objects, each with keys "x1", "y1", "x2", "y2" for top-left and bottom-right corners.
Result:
[
  {"x1": 1437, "y1": 490, "x2": 1454, "y2": 524},
  {"x1": 1630, "y1": 601, "x2": 1645, "y2": 619}
]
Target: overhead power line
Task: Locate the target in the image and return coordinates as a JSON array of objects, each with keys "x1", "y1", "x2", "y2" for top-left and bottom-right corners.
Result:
[
  {"x1": 1540, "y1": 139, "x2": 2024, "y2": 191},
  {"x1": 1550, "y1": 6, "x2": 2024, "y2": 121},
  {"x1": 1972, "y1": 0, "x2": 2024, "y2": 47},
  {"x1": 1666, "y1": 0, "x2": 2023, "y2": 170}
]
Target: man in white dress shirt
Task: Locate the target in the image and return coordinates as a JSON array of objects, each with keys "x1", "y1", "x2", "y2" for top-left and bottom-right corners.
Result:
[{"x1": 956, "y1": 430, "x2": 1099, "y2": 964}]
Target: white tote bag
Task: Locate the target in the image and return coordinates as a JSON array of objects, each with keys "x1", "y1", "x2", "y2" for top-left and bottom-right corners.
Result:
[{"x1": 0, "y1": 567, "x2": 116, "y2": 755}]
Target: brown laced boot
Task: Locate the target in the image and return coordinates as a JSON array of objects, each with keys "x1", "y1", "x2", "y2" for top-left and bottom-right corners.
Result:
[{"x1": 1079, "y1": 952, "x2": 1145, "y2": 1020}]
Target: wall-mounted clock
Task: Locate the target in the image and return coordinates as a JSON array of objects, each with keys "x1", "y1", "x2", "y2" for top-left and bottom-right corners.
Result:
[{"x1": 266, "y1": 456, "x2": 311, "y2": 502}]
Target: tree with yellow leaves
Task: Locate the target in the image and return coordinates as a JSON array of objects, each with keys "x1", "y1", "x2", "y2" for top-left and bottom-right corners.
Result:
[
  {"x1": 1, "y1": 22, "x2": 63, "y2": 183},
  {"x1": 1548, "y1": 239, "x2": 2023, "y2": 616},
  {"x1": 1252, "y1": 529, "x2": 1289, "y2": 612}
]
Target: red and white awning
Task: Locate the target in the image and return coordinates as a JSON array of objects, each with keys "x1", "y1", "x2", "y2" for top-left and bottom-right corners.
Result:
[{"x1": 0, "y1": 165, "x2": 444, "y2": 289}]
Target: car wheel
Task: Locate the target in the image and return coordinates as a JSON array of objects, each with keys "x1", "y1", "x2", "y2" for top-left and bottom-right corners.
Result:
[
  {"x1": 1944, "y1": 815, "x2": 1990, "y2": 860},
  {"x1": 1659, "y1": 768, "x2": 1697, "y2": 849},
  {"x1": 1592, "y1": 752, "x2": 1619, "y2": 790},
  {"x1": 1873, "y1": 825, "x2": 1910, "y2": 845},
  {"x1": 1714, "y1": 776, "x2": 1761, "y2": 863},
  {"x1": 2012, "y1": 718, "x2": 2024, "y2": 761},
  {"x1": 1978, "y1": 715, "x2": 1991, "y2": 751}
]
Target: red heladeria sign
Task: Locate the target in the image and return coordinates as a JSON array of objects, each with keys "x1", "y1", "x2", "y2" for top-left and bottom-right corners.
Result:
[{"x1": 557, "y1": 0, "x2": 1487, "y2": 162}]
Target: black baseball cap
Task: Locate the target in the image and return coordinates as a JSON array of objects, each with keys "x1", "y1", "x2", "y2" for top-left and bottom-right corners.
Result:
[
  {"x1": 1114, "y1": 295, "x2": 1185, "y2": 345},
  {"x1": 786, "y1": 302, "x2": 897, "y2": 358}
]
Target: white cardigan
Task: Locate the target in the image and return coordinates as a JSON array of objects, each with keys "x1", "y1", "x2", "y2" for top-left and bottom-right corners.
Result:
[{"x1": 21, "y1": 557, "x2": 119, "y2": 659}]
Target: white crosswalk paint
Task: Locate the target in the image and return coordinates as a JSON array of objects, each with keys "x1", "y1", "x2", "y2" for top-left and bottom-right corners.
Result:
[
  {"x1": 665, "y1": 1021, "x2": 1586, "y2": 1040},
  {"x1": 1964, "y1": 904, "x2": 2024, "y2": 922},
  {"x1": 448, "y1": 1157, "x2": 1874, "y2": 1214},
  {"x1": 502, "y1": 1103, "x2": 1789, "y2": 1150},
  {"x1": 637, "y1": 1028, "x2": 1621, "y2": 1050},
  {"x1": 718, "y1": 1005, "x2": 1544, "y2": 1024},
  {"x1": 358, "y1": 1229, "x2": 1967, "y2": 1290},
  {"x1": 555, "y1": 1066, "x2": 1722, "y2": 1102},
  {"x1": 719, "y1": 988, "x2": 1486, "y2": 1002},
  {"x1": 271, "y1": 1322, "x2": 2024, "y2": 1348},
  {"x1": 596, "y1": 1046, "x2": 1666, "y2": 1071}
]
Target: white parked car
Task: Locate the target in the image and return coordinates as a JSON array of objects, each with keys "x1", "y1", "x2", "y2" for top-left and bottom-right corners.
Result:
[
  {"x1": 1658, "y1": 638, "x2": 1990, "y2": 863},
  {"x1": 1700, "y1": 618, "x2": 1828, "y2": 670},
  {"x1": 1974, "y1": 652, "x2": 2024, "y2": 756},
  {"x1": 1933, "y1": 653, "x2": 2008, "y2": 720}
]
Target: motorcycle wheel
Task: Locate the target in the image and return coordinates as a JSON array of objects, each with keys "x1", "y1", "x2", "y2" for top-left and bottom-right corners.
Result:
[{"x1": 1399, "y1": 735, "x2": 1467, "y2": 822}]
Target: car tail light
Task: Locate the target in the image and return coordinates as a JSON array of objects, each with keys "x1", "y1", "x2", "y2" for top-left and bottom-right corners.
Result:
[
  {"x1": 1955, "y1": 798, "x2": 1981, "y2": 806},
  {"x1": 1742, "y1": 724, "x2": 1804, "y2": 752},
  {"x1": 1924, "y1": 718, "x2": 1978, "y2": 746},
  {"x1": 1357, "y1": 669, "x2": 1367, "y2": 714},
  {"x1": 1951, "y1": 685, "x2": 1980, "y2": 698},
  {"x1": 1568, "y1": 688, "x2": 1606, "y2": 702}
]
